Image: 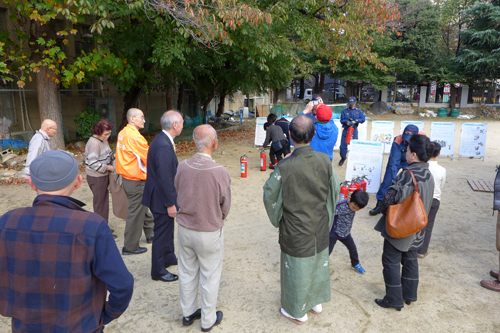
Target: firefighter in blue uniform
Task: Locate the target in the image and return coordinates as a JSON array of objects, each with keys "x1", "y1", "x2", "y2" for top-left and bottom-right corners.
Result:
[
  {"x1": 339, "y1": 97, "x2": 366, "y2": 166},
  {"x1": 368, "y1": 124, "x2": 419, "y2": 215}
]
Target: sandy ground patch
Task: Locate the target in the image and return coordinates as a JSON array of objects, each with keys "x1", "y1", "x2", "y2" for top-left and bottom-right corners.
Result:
[{"x1": 1, "y1": 116, "x2": 500, "y2": 332}]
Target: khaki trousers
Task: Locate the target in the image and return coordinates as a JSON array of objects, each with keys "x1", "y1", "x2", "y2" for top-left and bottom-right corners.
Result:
[
  {"x1": 178, "y1": 225, "x2": 223, "y2": 329},
  {"x1": 122, "y1": 178, "x2": 154, "y2": 251}
]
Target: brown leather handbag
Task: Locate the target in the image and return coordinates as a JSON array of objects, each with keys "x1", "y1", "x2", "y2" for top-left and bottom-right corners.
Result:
[{"x1": 386, "y1": 169, "x2": 428, "y2": 239}]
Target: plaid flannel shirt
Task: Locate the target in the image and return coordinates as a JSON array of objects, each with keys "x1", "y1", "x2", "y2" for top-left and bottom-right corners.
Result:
[{"x1": 0, "y1": 195, "x2": 134, "y2": 333}]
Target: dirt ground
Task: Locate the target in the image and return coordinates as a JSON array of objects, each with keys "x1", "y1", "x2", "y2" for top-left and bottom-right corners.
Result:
[{"x1": 1, "y1": 114, "x2": 500, "y2": 332}]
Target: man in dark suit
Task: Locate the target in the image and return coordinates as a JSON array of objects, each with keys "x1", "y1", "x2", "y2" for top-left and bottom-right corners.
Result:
[{"x1": 142, "y1": 110, "x2": 184, "y2": 282}]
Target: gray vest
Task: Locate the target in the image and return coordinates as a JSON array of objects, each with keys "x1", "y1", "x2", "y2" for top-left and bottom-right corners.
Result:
[{"x1": 278, "y1": 145, "x2": 332, "y2": 258}]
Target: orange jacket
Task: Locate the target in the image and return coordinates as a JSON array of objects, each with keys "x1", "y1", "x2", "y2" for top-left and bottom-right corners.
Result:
[{"x1": 116, "y1": 124, "x2": 149, "y2": 181}]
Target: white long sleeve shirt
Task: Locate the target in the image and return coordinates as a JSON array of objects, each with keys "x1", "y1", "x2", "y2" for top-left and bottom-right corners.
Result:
[{"x1": 428, "y1": 160, "x2": 446, "y2": 201}]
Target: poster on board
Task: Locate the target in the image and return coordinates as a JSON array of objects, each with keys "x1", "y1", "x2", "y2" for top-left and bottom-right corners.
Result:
[
  {"x1": 371, "y1": 121, "x2": 395, "y2": 154},
  {"x1": 459, "y1": 123, "x2": 487, "y2": 158},
  {"x1": 430, "y1": 122, "x2": 456, "y2": 157},
  {"x1": 333, "y1": 120, "x2": 367, "y2": 150},
  {"x1": 333, "y1": 119, "x2": 342, "y2": 150},
  {"x1": 400, "y1": 121, "x2": 425, "y2": 134},
  {"x1": 345, "y1": 140, "x2": 385, "y2": 194},
  {"x1": 254, "y1": 116, "x2": 295, "y2": 146},
  {"x1": 254, "y1": 117, "x2": 268, "y2": 146}
]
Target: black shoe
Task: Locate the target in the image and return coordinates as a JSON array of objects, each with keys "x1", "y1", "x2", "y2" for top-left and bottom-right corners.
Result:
[
  {"x1": 152, "y1": 272, "x2": 178, "y2": 282},
  {"x1": 375, "y1": 298, "x2": 402, "y2": 311},
  {"x1": 146, "y1": 235, "x2": 154, "y2": 244},
  {"x1": 122, "y1": 247, "x2": 147, "y2": 255},
  {"x1": 404, "y1": 299, "x2": 413, "y2": 306},
  {"x1": 201, "y1": 311, "x2": 223, "y2": 332},
  {"x1": 338, "y1": 158, "x2": 346, "y2": 166},
  {"x1": 112, "y1": 233, "x2": 118, "y2": 239},
  {"x1": 369, "y1": 200, "x2": 383, "y2": 216},
  {"x1": 182, "y1": 308, "x2": 201, "y2": 326}
]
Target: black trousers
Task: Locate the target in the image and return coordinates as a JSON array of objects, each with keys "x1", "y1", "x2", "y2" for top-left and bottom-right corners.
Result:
[
  {"x1": 382, "y1": 239, "x2": 419, "y2": 308},
  {"x1": 329, "y1": 235, "x2": 360, "y2": 267},
  {"x1": 418, "y1": 198, "x2": 440, "y2": 255},
  {"x1": 151, "y1": 211, "x2": 177, "y2": 279},
  {"x1": 269, "y1": 139, "x2": 289, "y2": 165}
]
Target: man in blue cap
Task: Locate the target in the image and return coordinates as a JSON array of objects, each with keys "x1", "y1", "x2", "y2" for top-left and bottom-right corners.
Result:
[
  {"x1": 369, "y1": 124, "x2": 419, "y2": 215},
  {"x1": 339, "y1": 97, "x2": 365, "y2": 166}
]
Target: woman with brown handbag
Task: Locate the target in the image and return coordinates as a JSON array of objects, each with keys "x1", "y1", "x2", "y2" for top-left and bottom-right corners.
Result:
[{"x1": 374, "y1": 134, "x2": 435, "y2": 311}]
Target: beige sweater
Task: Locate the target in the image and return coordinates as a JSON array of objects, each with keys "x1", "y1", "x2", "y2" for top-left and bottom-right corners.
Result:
[
  {"x1": 85, "y1": 136, "x2": 114, "y2": 177},
  {"x1": 174, "y1": 153, "x2": 231, "y2": 232}
]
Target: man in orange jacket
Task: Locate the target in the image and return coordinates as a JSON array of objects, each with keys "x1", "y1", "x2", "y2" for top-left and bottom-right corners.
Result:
[{"x1": 116, "y1": 108, "x2": 154, "y2": 255}]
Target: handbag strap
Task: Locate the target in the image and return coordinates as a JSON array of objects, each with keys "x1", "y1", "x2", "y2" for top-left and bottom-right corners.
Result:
[{"x1": 404, "y1": 169, "x2": 419, "y2": 194}]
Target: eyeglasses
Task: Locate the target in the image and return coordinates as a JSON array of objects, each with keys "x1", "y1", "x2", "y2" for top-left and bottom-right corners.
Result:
[
  {"x1": 133, "y1": 115, "x2": 145, "y2": 120},
  {"x1": 49, "y1": 127, "x2": 58, "y2": 132}
]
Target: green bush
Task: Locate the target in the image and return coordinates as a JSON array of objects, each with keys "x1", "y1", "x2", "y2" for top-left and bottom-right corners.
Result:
[{"x1": 75, "y1": 106, "x2": 101, "y2": 139}]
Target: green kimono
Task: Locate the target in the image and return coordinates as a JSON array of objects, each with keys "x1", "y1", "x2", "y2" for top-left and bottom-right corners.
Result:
[{"x1": 263, "y1": 158, "x2": 340, "y2": 318}]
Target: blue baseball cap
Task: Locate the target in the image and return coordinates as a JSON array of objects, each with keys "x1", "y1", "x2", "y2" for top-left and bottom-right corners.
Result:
[
  {"x1": 348, "y1": 97, "x2": 356, "y2": 105},
  {"x1": 312, "y1": 95, "x2": 322, "y2": 101},
  {"x1": 402, "y1": 124, "x2": 418, "y2": 142}
]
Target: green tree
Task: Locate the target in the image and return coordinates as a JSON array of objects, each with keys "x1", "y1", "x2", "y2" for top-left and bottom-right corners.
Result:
[
  {"x1": 454, "y1": 0, "x2": 500, "y2": 98},
  {"x1": 0, "y1": 0, "x2": 118, "y2": 148}
]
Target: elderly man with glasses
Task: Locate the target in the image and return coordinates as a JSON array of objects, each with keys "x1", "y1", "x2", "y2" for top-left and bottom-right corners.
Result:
[
  {"x1": 24, "y1": 119, "x2": 57, "y2": 181},
  {"x1": 116, "y1": 108, "x2": 154, "y2": 255}
]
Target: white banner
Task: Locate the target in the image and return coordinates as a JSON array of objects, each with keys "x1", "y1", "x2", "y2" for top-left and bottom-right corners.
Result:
[
  {"x1": 345, "y1": 140, "x2": 385, "y2": 194},
  {"x1": 400, "y1": 121, "x2": 425, "y2": 134},
  {"x1": 430, "y1": 122, "x2": 456, "y2": 156},
  {"x1": 371, "y1": 121, "x2": 395, "y2": 154},
  {"x1": 459, "y1": 123, "x2": 487, "y2": 158}
]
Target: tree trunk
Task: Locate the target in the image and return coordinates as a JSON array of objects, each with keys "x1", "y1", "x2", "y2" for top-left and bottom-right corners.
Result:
[
  {"x1": 177, "y1": 83, "x2": 184, "y2": 113},
  {"x1": 216, "y1": 92, "x2": 226, "y2": 117},
  {"x1": 312, "y1": 74, "x2": 319, "y2": 94},
  {"x1": 299, "y1": 77, "x2": 305, "y2": 99},
  {"x1": 36, "y1": 66, "x2": 64, "y2": 149},
  {"x1": 319, "y1": 73, "x2": 325, "y2": 93},
  {"x1": 392, "y1": 73, "x2": 398, "y2": 106},
  {"x1": 119, "y1": 85, "x2": 142, "y2": 130},
  {"x1": 166, "y1": 86, "x2": 175, "y2": 110},
  {"x1": 450, "y1": 85, "x2": 457, "y2": 108}
]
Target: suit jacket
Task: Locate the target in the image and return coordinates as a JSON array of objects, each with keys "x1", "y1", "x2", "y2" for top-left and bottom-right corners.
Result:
[{"x1": 142, "y1": 131, "x2": 178, "y2": 214}]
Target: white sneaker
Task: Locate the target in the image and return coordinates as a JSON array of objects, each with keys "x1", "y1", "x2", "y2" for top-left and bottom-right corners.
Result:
[
  {"x1": 280, "y1": 308, "x2": 308, "y2": 325},
  {"x1": 310, "y1": 304, "x2": 323, "y2": 314}
]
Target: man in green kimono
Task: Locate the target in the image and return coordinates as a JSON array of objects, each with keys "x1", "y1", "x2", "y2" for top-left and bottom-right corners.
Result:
[{"x1": 263, "y1": 115, "x2": 340, "y2": 325}]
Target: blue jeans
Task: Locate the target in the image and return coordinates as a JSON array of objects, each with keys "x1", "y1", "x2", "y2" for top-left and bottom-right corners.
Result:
[{"x1": 340, "y1": 127, "x2": 358, "y2": 159}]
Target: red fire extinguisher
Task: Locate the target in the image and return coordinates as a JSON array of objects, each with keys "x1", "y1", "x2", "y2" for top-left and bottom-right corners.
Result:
[
  {"x1": 241, "y1": 154, "x2": 248, "y2": 178},
  {"x1": 345, "y1": 126, "x2": 354, "y2": 144},
  {"x1": 340, "y1": 182, "x2": 349, "y2": 201},
  {"x1": 360, "y1": 176, "x2": 367, "y2": 191},
  {"x1": 348, "y1": 182, "x2": 357, "y2": 197},
  {"x1": 354, "y1": 178, "x2": 362, "y2": 190},
  {"x1": 260, "y1": 151, "x2": 266, "y2": 171}
]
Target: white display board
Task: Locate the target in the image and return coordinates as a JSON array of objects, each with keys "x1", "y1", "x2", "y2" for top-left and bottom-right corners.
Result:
[
  {"x1": 371, "y1": 121, "x2": 395, "y2": 154},
  {"x1": 333, "y1": 119, "x2": 342, "y2": 150},
  {"x1": 459, "y1": 123, "x2": 487, "y2": 159},
  {"x1": 333, "y1": 121, "x2": 367, "y2": 150},
  {"x1": 345, "y1": 140, "x2": 385, "y2": 194},
  {"x1": 254, "y1": 117, "x2": 268, "y2": 146},
  {"x1": 254, "y1": 116, "x2": 294, "y2": 146},
  {"x1": 430, "y1": 122, "x2": 456, "y2": 157},
  {"x1": 400, "y1": 121, "x2": 425, "y2": 134},
  {"x1": 358, "y1": 121, "x2": 368, "y2": 141}
]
